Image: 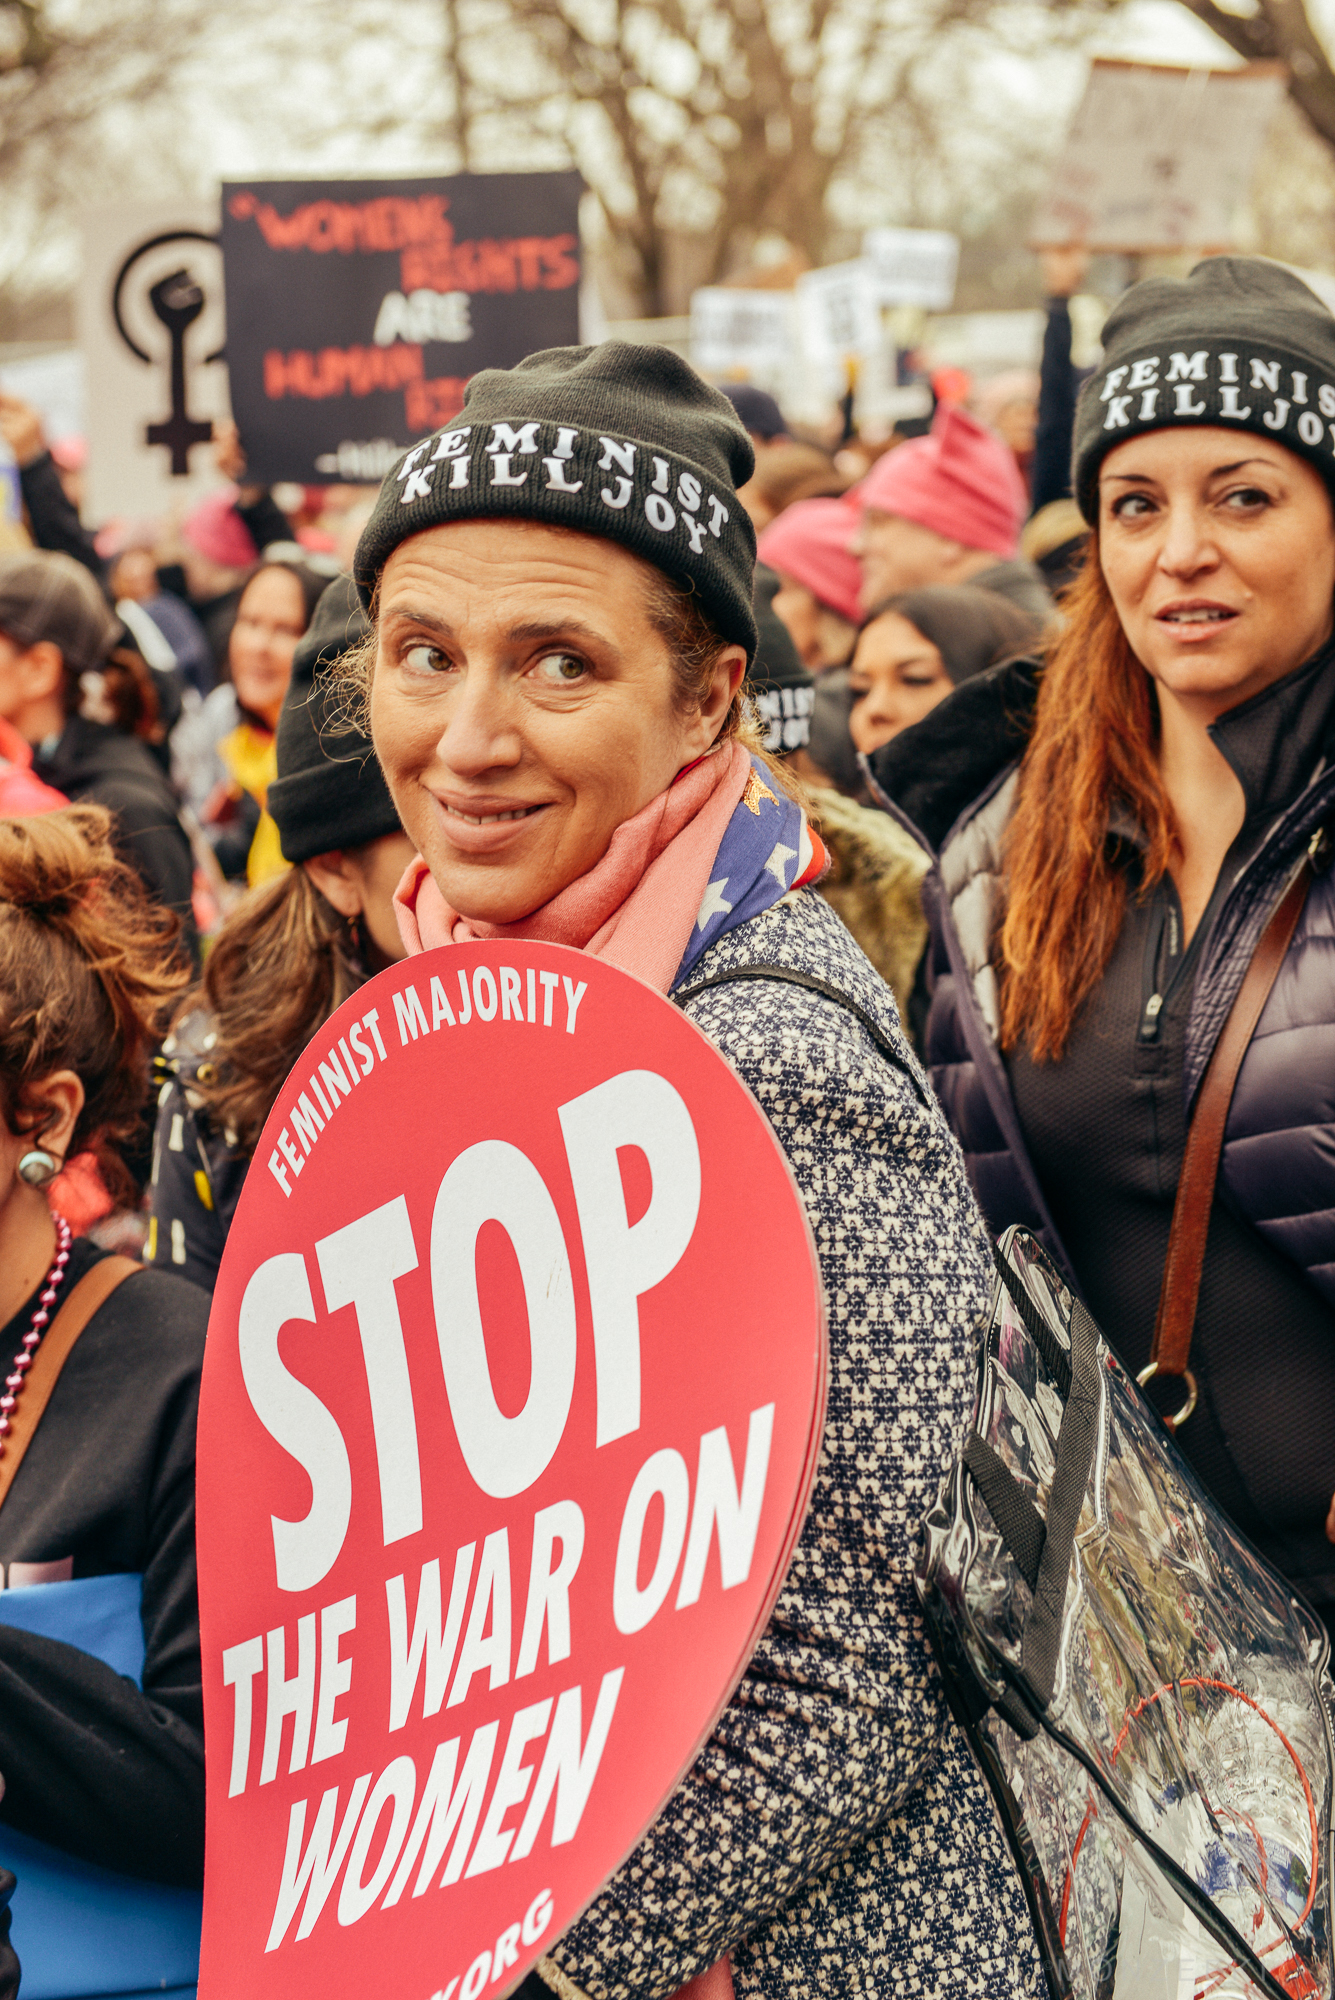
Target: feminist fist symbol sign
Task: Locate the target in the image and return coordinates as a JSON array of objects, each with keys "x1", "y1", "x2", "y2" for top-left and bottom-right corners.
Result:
[{"x1": 112, "y1": 230, "x2": 224, "y2": 477}]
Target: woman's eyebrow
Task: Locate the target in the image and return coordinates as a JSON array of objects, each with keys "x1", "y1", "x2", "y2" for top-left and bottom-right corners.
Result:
[
  {"x1": 380, "y1": 604, "x2": 456, "y2": 638},
  {"x1": 506, "y1": 619, "x2": 607, "y2": 646},
  {"x1": 377, "y1": 609, "x2": 611, "y2": 647},
  {"x1": 1102, "y1": 458, "x2": 1269, "y2": 485}
]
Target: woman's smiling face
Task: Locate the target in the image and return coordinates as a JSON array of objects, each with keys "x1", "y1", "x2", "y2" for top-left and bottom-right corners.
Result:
[
  {"x1": 1098, "y1": 426, "x2": 1335, "y2": 717},
  {"x1": 370, "y1": 518, "x2": 745, "y2": 925}
]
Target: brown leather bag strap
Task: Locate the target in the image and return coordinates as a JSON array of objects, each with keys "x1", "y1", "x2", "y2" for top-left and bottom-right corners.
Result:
[
  {"x1": 0, "y1": 1255, "x2": 143, "y2": 1514},
  {"x1": 1148, "y1": 851, "x2": 1315, "y2": 1414}
]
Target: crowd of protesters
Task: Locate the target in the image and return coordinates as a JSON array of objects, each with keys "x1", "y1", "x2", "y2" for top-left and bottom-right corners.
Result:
[{"x1": 1, "y1": 245, "x2": 1333, "y2": 1999}]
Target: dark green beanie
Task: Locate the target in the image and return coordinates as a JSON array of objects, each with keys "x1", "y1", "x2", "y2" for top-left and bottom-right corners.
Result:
[
  {"x1": 353, "y1": 341, "x2": 759, "y2": 662},
  {"x1": 1072, "y1": 256, "x2": 1335, "y2": 522},
  {"x1": 268, "y1": 575, "x2": 403, "y2": 865}
]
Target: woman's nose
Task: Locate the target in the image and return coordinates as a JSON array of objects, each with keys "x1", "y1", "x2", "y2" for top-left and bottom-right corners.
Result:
[
  {"x1": 437, "y1": 667, "x2": 522, "y2": 774},
  {"x1": 855, "y1": 689, "x2": 898, "y2": 750},
  {"x1": 1157, "y1": 501, "x2": 1218, "y2": 578}
]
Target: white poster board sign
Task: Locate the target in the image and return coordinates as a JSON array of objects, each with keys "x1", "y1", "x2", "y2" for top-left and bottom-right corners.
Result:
[
  {"x1": 795, "y1": 259, "x2": 882, "y2": 366},
  {"x1": 689, "y1": 287, "x2": 795, "y2": 379},
  {"x1": 79, "y1": 200, "x2": 231, "y2": 523},
  {"x1": 1031, "y1": 59, "x2": 1285, "y2": 252},
  {"x1": 0, "y1": 349, "x2": 86, "y2": 449},
  {"x1": 924, "y1": 310, "x2": 1045, "y2": 375},
  {"x1": 863, "y1": 229, "x2": 959, "y2": 310}
]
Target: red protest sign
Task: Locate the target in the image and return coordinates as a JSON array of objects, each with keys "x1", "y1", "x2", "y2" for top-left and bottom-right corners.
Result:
[{"x1": 197, "y1": 940, "x2": 826, "y2": 1999}]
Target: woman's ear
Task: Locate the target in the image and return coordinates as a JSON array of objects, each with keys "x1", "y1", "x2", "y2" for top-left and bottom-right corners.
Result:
[
  {"x1": 699, "y1": 645, "x2": 748, "y2": 747},
  {"x1": 22, "y1": 1070, "x2": 85, "y2": 1162},
  {"x1": 302, "y1": 851, "x2": 364, "y2": 920}
]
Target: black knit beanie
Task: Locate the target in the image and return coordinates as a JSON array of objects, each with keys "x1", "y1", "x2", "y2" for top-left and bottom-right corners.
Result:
[
  {"x1": 353, "y1": 341, "x2": 759, "y2": 662},
  {"x1": 1073, "y1": 256, "x2": 1335, "y2": 522},
  {"x1": 752, "y1": 565, "x2": 814, "y2": 756},
  {"x1": 268, "y1": 575, "x2": 403, "y2": 865}
]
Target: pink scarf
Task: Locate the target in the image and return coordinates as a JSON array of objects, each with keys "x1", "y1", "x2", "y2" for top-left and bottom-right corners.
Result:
[{"x1": 394, "y1": 740, "x2": 752, "y2": 994}]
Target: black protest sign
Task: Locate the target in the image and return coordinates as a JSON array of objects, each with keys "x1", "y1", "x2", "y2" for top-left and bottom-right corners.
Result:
[{"x1": 220, "y1": 174, "x2": 581, "y2": 485}]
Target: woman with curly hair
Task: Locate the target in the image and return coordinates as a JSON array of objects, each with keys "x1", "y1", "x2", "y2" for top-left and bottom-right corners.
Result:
[
  {"x1": 0, "y1": 802, "x2": 206, "y2": 1990},
  {"x1": 349, "y1": 341, "x2": 1047, "y2": 1999}
]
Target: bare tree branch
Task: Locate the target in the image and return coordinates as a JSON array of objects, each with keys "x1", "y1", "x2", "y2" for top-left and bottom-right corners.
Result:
[{"x1": 1174, "y1": 0, "x2": 1335, "y2": 153}]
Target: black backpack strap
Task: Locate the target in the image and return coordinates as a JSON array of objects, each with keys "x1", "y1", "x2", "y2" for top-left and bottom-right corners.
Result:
[
  {"x1": 673, "y1": 962, "x2": 928, "y2": 1106},
  {"x1": 992, "y1": 1247, "x2": 1073, "y2": 1399},
  {"x1": 1019, "y1": 1296, "x2": 1103, "y2": 1714},
  {"x1": 963, "y1": 1434, "x2": 1045, "y2": 1591}
]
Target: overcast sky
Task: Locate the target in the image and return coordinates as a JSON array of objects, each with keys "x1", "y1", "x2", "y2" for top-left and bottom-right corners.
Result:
[{"x1": 189, "y1": 0, "x2": 1244, "y2": 184}]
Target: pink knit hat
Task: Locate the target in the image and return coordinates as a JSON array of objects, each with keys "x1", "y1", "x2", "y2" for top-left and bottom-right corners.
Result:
[
  {"x1": 851, "y1": 406, "x2": 1026, "y2": 560},
  {"x1": 756, "y1": 498, "x2": 863, "y2": 625},
  {"x1": 182, "y1": 487, "x2": 259, "y2": 569}
]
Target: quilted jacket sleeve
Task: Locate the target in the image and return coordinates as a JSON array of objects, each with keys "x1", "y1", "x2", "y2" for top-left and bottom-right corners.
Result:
[{"x1": 542, "y1": 895, "x2": 1044, "y2": 2000}]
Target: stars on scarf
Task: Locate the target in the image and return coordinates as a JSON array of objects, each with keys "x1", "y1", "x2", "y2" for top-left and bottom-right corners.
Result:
[
  {"x1": 763, "y1": 840, "x2": 797, "y2": 887},
  {"x1": 741, "y1": 768, "x2": 778, "y2": 816},
  {"x1": 696, "y1": 878, "x2": 734, "y2": 931}
]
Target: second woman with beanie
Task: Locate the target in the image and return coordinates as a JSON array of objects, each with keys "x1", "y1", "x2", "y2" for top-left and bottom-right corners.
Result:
[
  {"x1": 350, "y1": 339, "x2": 1045, "y2": 1997},
  {"x1": 872, "y1": 254, "x2": 1335, "y2": 1619}
]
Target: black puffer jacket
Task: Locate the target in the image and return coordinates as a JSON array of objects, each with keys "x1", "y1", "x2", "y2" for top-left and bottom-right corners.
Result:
[
  {"x1": 868, "y1": 647, "x2": 1335, "y2": 1593},
  {"x1": 871, "y1": 648, "x2": 1335, "y2": 1293}
]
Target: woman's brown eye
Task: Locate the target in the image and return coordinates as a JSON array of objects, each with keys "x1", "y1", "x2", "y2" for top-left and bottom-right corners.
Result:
[
  {"x1": 403, "y1": 643, "x2": 447, "y2": 676},
  {"x1": 536, "y1": 652, "x2": 587, "y2": 684}
]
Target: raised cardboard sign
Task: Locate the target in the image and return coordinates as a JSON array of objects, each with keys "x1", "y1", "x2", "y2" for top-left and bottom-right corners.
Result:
[
  {"x1": 863, "y1": 228, "x2": 959, "y2": 311},
  {"x1": 197, "y1": 941, "x2": 827, "y2": 1999},
  {"x1": 220, "y1": 173, "x2": 582, "y2": 486},
  {"x1": 795, "y1": 259, "x2": 883, "y2": 365},
  {"x1": 689, "y1": 286, "x2": 795, "y2": 380},
  {"x1": 1031, "y1": 58, "x2": 1286, "y2": 253}
]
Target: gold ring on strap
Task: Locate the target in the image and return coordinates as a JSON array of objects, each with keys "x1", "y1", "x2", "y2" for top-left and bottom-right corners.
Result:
[{"x1": 1136, "y1": 1361, "x2": 1198, "y2": 1431}]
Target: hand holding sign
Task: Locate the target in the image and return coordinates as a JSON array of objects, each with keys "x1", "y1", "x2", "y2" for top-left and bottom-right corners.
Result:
[{"x1": 198, "y1": 941, "x2": 826, "y2": 1999}]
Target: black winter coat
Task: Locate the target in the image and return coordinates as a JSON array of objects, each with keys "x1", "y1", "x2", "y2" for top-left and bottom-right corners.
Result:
[{"x1": 868, "y1": 649, "x2": 1335, "y2": 1594}]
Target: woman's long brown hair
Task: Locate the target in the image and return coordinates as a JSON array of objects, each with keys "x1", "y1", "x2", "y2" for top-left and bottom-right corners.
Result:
[
  {"x1": 184, "y1": 868, "x2": 360, "y2": 1156},
  {"x1": 998, "y1": 534, "x2": 1176, "y2": 1061}
]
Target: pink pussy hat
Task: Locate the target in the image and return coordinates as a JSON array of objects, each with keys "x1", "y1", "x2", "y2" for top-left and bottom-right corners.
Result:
[
  {"x1": 851, "y1": 405, "x2": 1026, "y2": 560},
  {"x1": 182, "y1": 487, "x2": 259, "y2": 569},
  {"x1": 756, "y1": 497, "x2": 864, "y2": 625}
]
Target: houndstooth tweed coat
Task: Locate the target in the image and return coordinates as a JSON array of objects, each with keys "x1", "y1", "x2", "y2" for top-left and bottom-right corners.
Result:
[{"x1": 536, "y1": 887, "x2": 1045, "y2": 2000}]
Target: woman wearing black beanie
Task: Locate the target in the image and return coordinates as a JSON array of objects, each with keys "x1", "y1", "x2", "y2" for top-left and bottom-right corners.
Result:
[
  {"x1": 348, "y1": 340, "x2": 1045, "y2": 1998},
  {"x1": 871, "y1": 255, "x2": 1335, "y2": 1619},
  {"x1": 147, "y1": 576, "x2": 413, "y2": 1291}
]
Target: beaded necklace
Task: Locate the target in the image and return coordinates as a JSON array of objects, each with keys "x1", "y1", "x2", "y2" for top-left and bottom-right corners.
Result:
[{"x1": 0, "y1": 1213, "x2": 72, "y2": 1458}]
